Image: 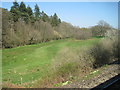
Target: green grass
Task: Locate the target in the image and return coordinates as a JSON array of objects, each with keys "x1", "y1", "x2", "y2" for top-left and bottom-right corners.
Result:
[{"x1": 2, "y1": 37, "x2": 101, "y2": 87}]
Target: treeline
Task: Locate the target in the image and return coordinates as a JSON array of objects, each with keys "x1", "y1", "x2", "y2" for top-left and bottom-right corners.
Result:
[
  {"x1": 10, "y1": 1, "x2": 61, "y2": 26},
  {"x1": 2, "y1": 1, "x2": 116, "y2": 48}
]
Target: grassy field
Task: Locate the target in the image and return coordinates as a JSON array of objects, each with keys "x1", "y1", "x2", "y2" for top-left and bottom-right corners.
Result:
[{"x1": 2, "y1": 38, "x2": 101, "y2": 87}]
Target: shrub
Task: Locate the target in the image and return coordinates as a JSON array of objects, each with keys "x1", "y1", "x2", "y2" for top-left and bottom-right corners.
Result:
[
  {"x1": 89, "y1": 36, "x2": 119, "y2": 68},
  {"x1": 52, "y1": 47, "x2": 94, "y2": 78},
  {"x1": 89, "y1": 43, "x2": 111, "y2": 68}
]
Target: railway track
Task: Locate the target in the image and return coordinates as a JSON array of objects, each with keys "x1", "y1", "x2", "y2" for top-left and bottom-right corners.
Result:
[
  {"x1": 91, "y1": 74, "x2": 120, "y2": 90},
  {"x1": 61, "y1": 63, "x2": 119, "y2": 88}
]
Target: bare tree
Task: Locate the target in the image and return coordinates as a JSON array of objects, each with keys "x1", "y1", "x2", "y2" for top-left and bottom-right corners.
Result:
[{"x1": 97, "y1": 20, "x2": 112, "y2": 36}]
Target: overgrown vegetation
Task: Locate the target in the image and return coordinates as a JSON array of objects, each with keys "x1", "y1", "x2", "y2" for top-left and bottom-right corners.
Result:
[
  {"x1": 2, "y1": 1, "x2": 119, "y2": 88},
  {"x1": 2, "y1": 2, "x2": 115, "y2": 48},
  {"x1": 90, "y1": 37, "x2": 119, "y2": 68},
  {"x1": 2, "y1": 1, "x2": 97, "y2": 48}
]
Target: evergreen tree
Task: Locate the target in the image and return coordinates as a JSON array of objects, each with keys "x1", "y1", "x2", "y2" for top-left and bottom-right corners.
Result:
[
  {"x1": 27, "y1": 5, "x2": 33, "y2": 16},
  {"x1": 12, "y1": 0, "x2": 19, "y2": 9},
  {"x1": 19, "y1": 2, "x2": 29, "y2": 23},
  {"x1": 10, "y1": 0, "x2": 20, "y2": 22},
  {"x1": 41, "y1": 11, "x2": 44, "y2": 17},
  {"x1": 58, "y1": 18, "x2": 61, "y2": 23},
  {"x1": 34, "y1": 4, "x2": 40, "y2": 19},
  {"x1": 19, "y1": 1, "x2": 27, "y2": 13},
  {"x1": 51, "y1": 13, "x2": 60, "y2": 27},
  {"x1": 41, "y1": 11, "x2": 49, "y2": 22},
  {"x1": 27, "y1": 5, "x2": 35, "y2": 23},
  {"x1": 10, "y1": 1, "x2": 61, "y2": 24}
]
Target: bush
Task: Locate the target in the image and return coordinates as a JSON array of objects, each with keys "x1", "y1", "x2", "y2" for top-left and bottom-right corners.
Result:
[
  {"x1": 89, "y1": 43, "x2": 111, "y2": 68},
  {"x1": 52, "y1": 47, "x2": 94, "y2": 78},
  {"x1": 89, "y1": 36, "x2": 119, "y2": 68},
  {"x1": 56, "y1": 22, "x2": 92, "y2": 40}
]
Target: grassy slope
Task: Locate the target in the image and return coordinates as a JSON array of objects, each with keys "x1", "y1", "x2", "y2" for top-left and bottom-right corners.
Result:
[{"x1": 2, "y1": 38, "x2": 101, "y2": 87}]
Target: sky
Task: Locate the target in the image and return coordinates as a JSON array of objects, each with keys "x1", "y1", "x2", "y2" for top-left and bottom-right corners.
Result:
[{"x1": 2, "y1": 2, "x2": 118, "y2": 28}]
